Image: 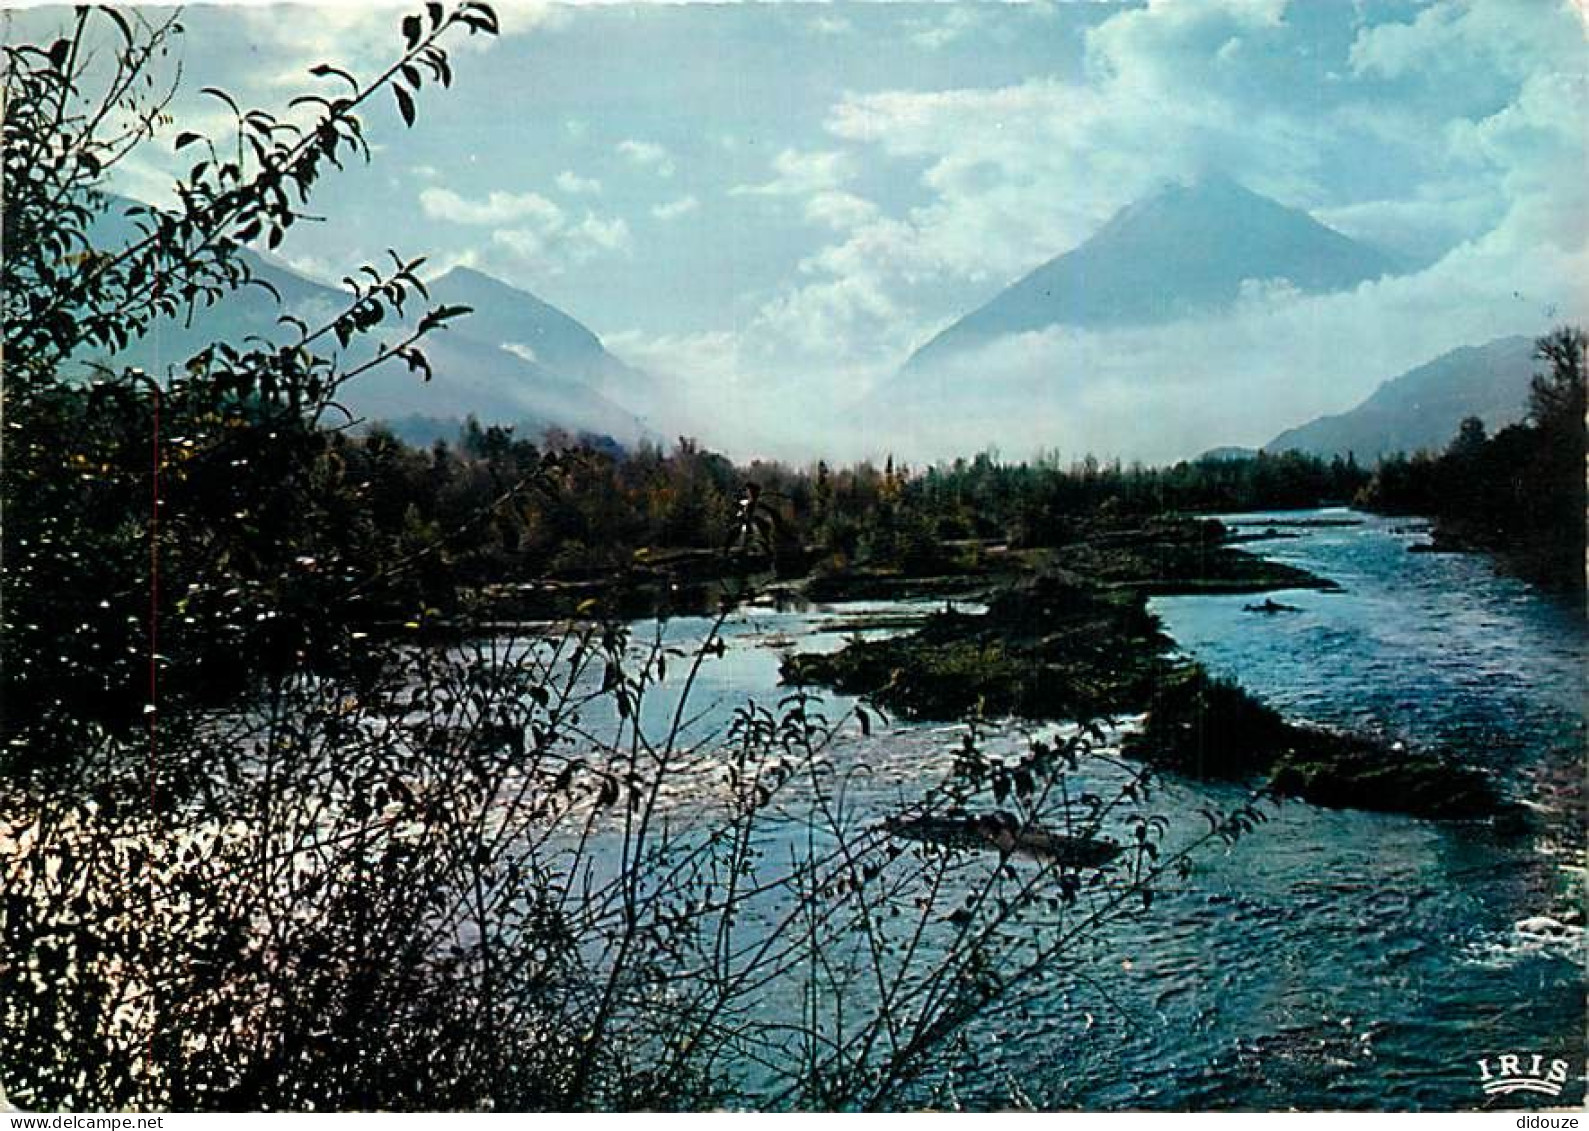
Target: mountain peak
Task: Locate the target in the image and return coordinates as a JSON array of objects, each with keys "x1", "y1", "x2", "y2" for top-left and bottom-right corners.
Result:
[
  {"x1": 432, "y1": 263, "x2": 490, "y2": 284},
  {"x1": 1144, "y1": 170, "x2": 1253, "y2": 202},
  {"x1": 1090, "y1": 174, "x2": 1277, "y2": 245},
  {"x1": 427, "y1": 265, "x2": 648, "y2": 401},
  {"x1": 431, "y1": 264, "x2": 543, "y2": 299},
  {"x1": 902, "y1": 177, "x2": 1403, "y2": 374},
  {"x1": 429, "y1": 267, "x2": 601, "y2": 348},
  {"x1": 1092, "y1": 175, "x2": 1359, "y2": 251}
]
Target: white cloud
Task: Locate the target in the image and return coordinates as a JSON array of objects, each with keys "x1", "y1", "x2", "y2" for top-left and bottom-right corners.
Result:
[
  {"x1": 1315, "y1": 186, "x2": 1502, "y2": 265},
  {"x1": 236, "y1": 5, "x2": 418, "y2": 88},
  {"x1": 804, "y1": 191, "x2": 879, "y2": 232},
  {"x1": 715, "y1": 0, "x2": 1584, "y2": 437},
  {"x1": 491, "y1": 211, "x2": 631, "y2": 272},
  {"x1": 420, "y1": 247, "x2": 486, "y2": 282},
  {"x1": 271, "y1": 249, "x2": 343, "y2": 285},
  {"x1": 489, "y1": 228, "x2": 552, "y2": 262},
  {"x1": 606, "y1": 327, "x2": 744, "y2": 388},
  {"x1": 824, "y1": 64, "x2": 1323, "y2": 280},
  {"x1": 616, "y1": 139, "x2": 676, "y2": 178},
  {"x1": 419, "y1": 187, "x2": 563, "y2": 227},
  {"x1": 732, "y1": 148, "x2": 855, "y2": 198},
  {"x1": 421, "y1": 187, "x2": 629, "y2": 273},
  {"x1": 651, "y1": 195, "x2": 700, "y2": 221},
  {"x1": 731, "y1": 149, "x2": 877, "y2": 232},
  {"x1": 1083, "y1": 0, "x2": 1289, "y2": 94},
  {"x1": 756, "y1": 272, "x2": 901, "y2": 359},
  {"x1": 603, "y1": 324, "x2": 892, "y2": 461},
  {"x1": 908, "y1": 6, "x2": 984, "y2": 52},
  {"x1": 107, "y1": 153, "x2": 182, "y2": 210},
  {"x1": 1347, "y1": 0, "x2": 1570, "y2": 86},
  {"x1": 1444, "y1": 69, "x2": 1589, "y2": 253},
  {"x1": 602, "y1": 327, "x2": 770, "y2": 447},
  {"x1": 875, "y1": 222, "x2": 1588, "y2": 465},
  {"x1": 237, "y1": 1, "x2": 558, "y2": 92},
  {"x1": 574, "y1": 214, "x2": 632, "y2": 253},
  {"x1": 556, "y1": 170, "x2": 603, "y2": 196}
]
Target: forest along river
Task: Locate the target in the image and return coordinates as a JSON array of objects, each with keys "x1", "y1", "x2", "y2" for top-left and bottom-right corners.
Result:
[{"x1": 525, "y1": 508, "x2": 1586, "y2": 1109}]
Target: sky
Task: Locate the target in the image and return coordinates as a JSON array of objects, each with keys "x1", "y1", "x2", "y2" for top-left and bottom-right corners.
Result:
[{"x1": 7, "y1": 0, "x2": 1588, "y2": 462}]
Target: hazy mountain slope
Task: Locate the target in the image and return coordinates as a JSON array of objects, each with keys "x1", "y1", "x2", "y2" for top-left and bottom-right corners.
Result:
[
  {"x1": 83, "y1": 199, "x2": 650, "y2": 441},
  {"x1": 347, "y1": 324, "x2": 643, "y2": 440},
  {"x1": 1264, "y1": 335, "x2": 1537, "y2": 460},
  {"x1": 426, "y1": 267, "x2": 649, "y2": 403},
  {"x1": 902, "y1": 176, "x2": 1404, "y2": 374}
]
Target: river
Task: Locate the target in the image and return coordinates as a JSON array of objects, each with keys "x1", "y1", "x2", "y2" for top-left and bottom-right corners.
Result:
[
  {"x1": 1061, "y1": 508, "x2": 1584, "y2": 1110},
  {"x1": 557, "y1": 508, "x2": 1586, "y2": 1110}
]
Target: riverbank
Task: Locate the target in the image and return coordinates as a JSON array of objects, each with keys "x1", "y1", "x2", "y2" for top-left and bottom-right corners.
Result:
[
  {"x1": 1405, "y1": 518, "x2": 1586, "y2": 607},
  {"x1": 782, "y1": 515, "x2": 1509, "y2": 823}
]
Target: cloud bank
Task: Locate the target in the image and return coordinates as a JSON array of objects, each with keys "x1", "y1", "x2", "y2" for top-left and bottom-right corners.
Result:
[{"x1": 617, "y1": 0, "x2": 1587, "y2": 463}]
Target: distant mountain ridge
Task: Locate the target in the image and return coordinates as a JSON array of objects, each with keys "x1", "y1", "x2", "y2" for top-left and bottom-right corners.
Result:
[
  {"x1": 426, "y1": 266, "x2": 650, "y2": 405},
  {"x1": 901, "y1": 175, "x2": 1404, "y2": 375},
  {"x1": 1264, "y1": 335, "x2": 1538, "y2": 462},
  {"x1": 89, "y1": 199, "x2": 652, "y2": 443}
]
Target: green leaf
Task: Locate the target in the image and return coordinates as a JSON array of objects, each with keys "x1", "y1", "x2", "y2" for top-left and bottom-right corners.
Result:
[
  {"x1": 308, "y1": 63, "x2": 359, "y2": 91},
  {"x1": 394, "y1": 85, "x2": 416, "y2": 128},
  {"x1": 200, "y1": 86, "x2": 241, "y2": 116},
  {"x1": 402, "y1": 13, "x2": 423, "y2": 49},
  {"x1": 418, "y1": 303, "x2": 472, "y2": 334},
  {"x1": 174, "y1": 131, "x2": 203, "y2": 151}
]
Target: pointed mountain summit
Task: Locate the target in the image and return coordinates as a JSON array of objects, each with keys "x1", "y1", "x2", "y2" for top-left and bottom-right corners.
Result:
[
  {"x1": 427, "y1": 266, "x2": 648, "y2": 402},
  {"x1": 902, "y1": 175, "x2": 1404, "y2": 373}
]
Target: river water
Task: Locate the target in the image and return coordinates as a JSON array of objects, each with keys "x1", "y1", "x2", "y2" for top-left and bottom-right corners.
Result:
[
  {"x1": 1057, "y1": 508, "x2": 1585, "y2": 1110},
  {"x1": 564, "y1": 508, "x2": 1586, "y2": 1110}
]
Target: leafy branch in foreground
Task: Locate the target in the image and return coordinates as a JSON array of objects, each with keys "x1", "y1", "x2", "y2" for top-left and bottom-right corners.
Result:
[
  {"x1": 0, "y1": 2, "x2": 1269, "y2": 1112},
  {"x1": 0, "y1": 609, "x2": 1265, "y2": 1110},
  {"x1": 3, "y1": 2, "x2": 495, "y2": 376},
  {"x1": 1, "y1": 4, "x2": 496, "y2": 770}
]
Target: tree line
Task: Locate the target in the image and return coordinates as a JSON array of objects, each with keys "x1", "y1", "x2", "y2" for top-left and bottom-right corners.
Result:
[
  {"x1": 1358, "y1": 327, "x2": 1586, "y2": 596},
  {"x1": 275, "y1": 421, "x2": 1375, "y2": 600},
  {"x1": 1, "y1": 5, "x2": 1260, "y2": 1111},
  {"x1": 6, "y1": 2, "x2": 1574, "y2": 1107}
]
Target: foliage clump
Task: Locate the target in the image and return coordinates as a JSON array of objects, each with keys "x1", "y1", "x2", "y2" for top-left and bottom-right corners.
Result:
[
  {"x1": 0, "y1": 5, "x2": 1265, "y2": 1113},
  {"x1": 1125, "y1": 667, "x2": 1505, "y2": 820}
]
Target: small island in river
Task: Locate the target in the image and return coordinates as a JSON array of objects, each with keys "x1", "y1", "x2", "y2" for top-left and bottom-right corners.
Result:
[{"x1": 782, "y1": 515, "x2": 1507, "y2": 823}]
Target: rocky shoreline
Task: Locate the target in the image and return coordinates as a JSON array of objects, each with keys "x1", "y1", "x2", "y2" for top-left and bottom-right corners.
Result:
[{"x1": 782, "y1": 516, "x2": 1510, "y2": 823}]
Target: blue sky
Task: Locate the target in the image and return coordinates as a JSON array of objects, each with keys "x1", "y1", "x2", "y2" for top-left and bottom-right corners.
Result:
[{"x1": 8, "y1": 0, "x2": 1588, "y2": 459}]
